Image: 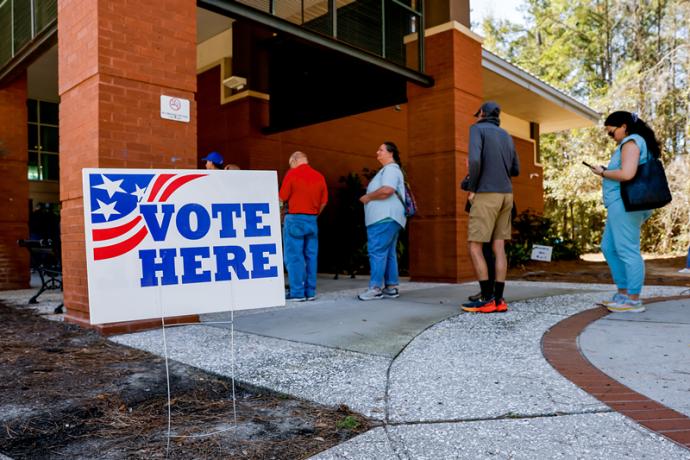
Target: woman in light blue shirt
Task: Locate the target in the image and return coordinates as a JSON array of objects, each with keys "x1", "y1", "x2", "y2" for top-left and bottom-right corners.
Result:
[
  {"x1": 357, "y1": 142, "x2": 407, "y2": 301},
  {"x1": 589, "y1": 111, "x2": 660, "y2": 313}
]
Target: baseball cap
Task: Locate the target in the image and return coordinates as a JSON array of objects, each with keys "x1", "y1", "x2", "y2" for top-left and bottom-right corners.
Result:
[
  {"x1": 201, "y1": 151, "x2": 224, "y2": 165},
  {"x1": 474, "y1": 101, "x2": 501, "y2": 117}
]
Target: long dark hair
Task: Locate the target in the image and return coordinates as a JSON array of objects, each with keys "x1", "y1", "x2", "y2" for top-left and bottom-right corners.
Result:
[
  {"x1": 604, "y1": 111, "x2": 661, "y2": 159},
  {"x1": 383, "y1": 141, "x2": 402, "y2": 167}
]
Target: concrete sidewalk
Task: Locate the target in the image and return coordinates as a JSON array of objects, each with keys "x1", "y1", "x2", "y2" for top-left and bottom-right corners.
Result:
[
  {"x1": 105, "y1": 277, "x2": 690, "y2": 459},
  {"x1": 581, "y1": 298, "x2": 690, "y2": 418}
]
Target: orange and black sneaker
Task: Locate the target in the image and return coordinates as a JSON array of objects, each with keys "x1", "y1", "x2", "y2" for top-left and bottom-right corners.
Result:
[
  {"x1": 495, "y1": 298, "x2": 508, "y2": 312},
  {"x1": 461, "y1": 297, "x2": 496, "y2": 313}
]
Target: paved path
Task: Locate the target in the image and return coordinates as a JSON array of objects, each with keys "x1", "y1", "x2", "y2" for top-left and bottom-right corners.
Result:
[
  {"x1": 581, "y1": 297, "x2": 690, "y2": 418},
  {"x1": 106, "y1": 279, "x2": 690, "y2": 458}
]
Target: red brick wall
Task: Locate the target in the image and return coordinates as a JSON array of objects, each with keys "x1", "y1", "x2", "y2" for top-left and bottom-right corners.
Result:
[
  {"x1": 0, "y1": 75, "x2": 30, "y2": 289},
  {"x1": 406, "y1": 28, "x2": 483, "y2": 282},
  {"x1": 58, "y1": 0, "x2": 197, "y2": 326}
]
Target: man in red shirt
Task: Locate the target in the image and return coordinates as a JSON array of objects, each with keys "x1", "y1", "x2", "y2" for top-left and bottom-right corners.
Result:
[{"x1": 279, "y1": 151, "x2": 328, "y2": 301}]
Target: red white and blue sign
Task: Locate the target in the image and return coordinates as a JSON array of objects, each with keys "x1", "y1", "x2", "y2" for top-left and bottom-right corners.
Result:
[{"x1": 82, "y1": 168, "x2": 285, "y2": 324}]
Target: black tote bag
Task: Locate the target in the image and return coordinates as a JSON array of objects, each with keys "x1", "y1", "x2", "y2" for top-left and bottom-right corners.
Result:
[{"x1": 620, "y1": 155, "x2": 672, "y2": 212}]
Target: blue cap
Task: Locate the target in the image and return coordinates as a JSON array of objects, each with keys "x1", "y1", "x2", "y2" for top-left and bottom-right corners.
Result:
[
  {"x1": 201, "y1": 151, "x2": 224, "y2": 165},
  {"x1": 474, "y1": 101, "x2": 501, "y2": 117}
]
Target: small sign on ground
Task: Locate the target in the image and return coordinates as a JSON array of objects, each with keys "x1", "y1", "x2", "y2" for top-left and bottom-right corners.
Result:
[{"x1": 531, "y1": 244, "x2": 553, "y2": 262}]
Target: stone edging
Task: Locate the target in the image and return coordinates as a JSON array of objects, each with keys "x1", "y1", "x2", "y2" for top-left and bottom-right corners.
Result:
[{"x1": 542, "y1": 295, "x2": 690, "y2": 450}]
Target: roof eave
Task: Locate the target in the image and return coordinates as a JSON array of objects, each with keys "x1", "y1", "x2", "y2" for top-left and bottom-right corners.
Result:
[{"x1": 481, "y1": 49, "x2": 600, "y2": 131}]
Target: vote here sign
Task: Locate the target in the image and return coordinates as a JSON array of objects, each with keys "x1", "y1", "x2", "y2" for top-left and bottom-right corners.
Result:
[{"x1": 82, "y1": 169, "x2": 285, "y2": 324}]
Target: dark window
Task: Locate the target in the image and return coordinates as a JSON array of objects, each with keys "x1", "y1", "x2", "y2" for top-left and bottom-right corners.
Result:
[
  {"x1": 27, "y1": 99, "x2": 38, "y2": 123},
  {"x1": 40, "y1": 101, "x2": 58, "y2": 125},
  {"x1": 40, "y1": 126, "x2": 59, "y2": 153},
  {"x1": 28, "y1": 124, "x2": 38, "y2": 151},
  {"x1": 27, "y1": 99, "x2": 60, "y2": 181},
  {"x1": 41, "y1": 154, "x2": 60, "y2": 181}
]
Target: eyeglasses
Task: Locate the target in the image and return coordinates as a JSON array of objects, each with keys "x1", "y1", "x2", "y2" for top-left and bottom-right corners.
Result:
[{"x1": 606, "y1": 126, "x2": 619, "y2": 138}]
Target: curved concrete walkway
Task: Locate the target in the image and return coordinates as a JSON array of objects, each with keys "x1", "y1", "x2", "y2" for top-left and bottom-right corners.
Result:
[
  {"x1": 580, "y1": 297, "x2": 690, "y2": 419},
  {"x1": 105, "y1": 279, "x2": 690, "y2": 459}
]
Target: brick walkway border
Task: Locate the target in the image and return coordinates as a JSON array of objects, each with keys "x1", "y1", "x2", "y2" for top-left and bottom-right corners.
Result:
[{"x1": 542, "y1": 295, "x2": 690, "y2": 450}]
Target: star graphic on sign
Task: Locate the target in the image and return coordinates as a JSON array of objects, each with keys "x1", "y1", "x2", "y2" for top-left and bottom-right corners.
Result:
[
  {"x1": 94, "y1": 175, "x2": 125, "y2": 198},
  {"x1": 131, "y1": 184, "x2": 147, "y2": 201},
  {"x1": 92, "y1": 199, "x2": 120, "y2": 221}
]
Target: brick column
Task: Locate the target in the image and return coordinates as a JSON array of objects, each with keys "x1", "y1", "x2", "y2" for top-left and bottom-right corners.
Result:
[
  {"x1": 0, "y1": 74, "x2": 30, "y2": 289},
  {"x1": 406, "y1": 25, "x2": 483, "y2": 282},
  {"x1": 58, "y1": 0, "x2": 197, "y2": 331}
]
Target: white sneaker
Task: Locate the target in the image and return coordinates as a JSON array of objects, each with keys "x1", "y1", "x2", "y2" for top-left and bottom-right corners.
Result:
[
  {"x1": 678, "y1": 268, "x2": 690, "y2": 274},
  {"x1": 600, "y1": 293, "x2": 628, "y2": 306},
  {"x1": 607, "y1": 299, "x2": 645, "y2": 313},
  {"x1": 358, "y1": 287, "x2": 383, "y2": 301},
  {"x1": 286, "y1": 295, "x2": 307, "y2": 302}
]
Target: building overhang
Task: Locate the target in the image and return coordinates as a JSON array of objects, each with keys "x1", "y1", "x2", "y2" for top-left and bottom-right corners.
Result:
[
  {"x1": 198, "y1": 0, "x2": 434, "y2": 88},
  {"x1": 0, "y1": 19, "x2": 57, "y2": 88},
  {"x1": 482, "y1": 49, "x2": 600, "y2": 133}
]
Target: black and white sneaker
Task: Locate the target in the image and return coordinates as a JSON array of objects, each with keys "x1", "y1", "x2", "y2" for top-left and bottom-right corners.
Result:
[
  {"x1": 358, "y1": 287, "x2": 383, "y2": 301},
  {"x1": 382, "y1": 287, "x2": 399, "y2": 298}
]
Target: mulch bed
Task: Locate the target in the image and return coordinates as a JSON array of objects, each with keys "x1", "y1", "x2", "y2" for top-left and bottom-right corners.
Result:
[
  {"x1": 509, "y1": 255, "x2": 690, "y2": 287},
  {"x1": 0, "y1": 303, "x2": 371, "y2": 459}
]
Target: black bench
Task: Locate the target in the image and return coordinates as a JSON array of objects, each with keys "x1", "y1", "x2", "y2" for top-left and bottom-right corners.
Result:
[{"x1": 17, "y1": 239, "x2": 63, "y2": 314}]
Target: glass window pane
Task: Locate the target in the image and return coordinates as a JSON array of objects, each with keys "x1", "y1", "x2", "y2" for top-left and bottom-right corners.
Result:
[
  {"x1": 35, "y1": 0, "x2": 57, "y2": 31},
  {"x1": 13, "y1": 0, "x2": 32, "y2": 54},
  {"x1": 41, "y1": 154, "x2": 60, "y2": 181},
  {"x1": 40, "y1": 126, "x2": 59, "y2": 153},
  {"x1": 27, "y1": 99, "x2": 38, "y2": 123},
  {"x1": 0, "y1": 1, "x2": 11, "y2": 65},
  {"x1": 384, "y1": 3, "x2": 411, "y2": 68},
  {"x1": 302, "y1": 0, "x2": 331, "y2": 34},
  {"x1": 28, "y1": 124, "x2": 38, "y2": 151},
  {"x1": 28, "y1": 151, "x2": 40, "y2": 181},
  {"x1": 337, "y1": 0, "x2": 382, "y2": 57},
  {"x1": 39, "y1": 101, "x2": 59, "y2": 125}
]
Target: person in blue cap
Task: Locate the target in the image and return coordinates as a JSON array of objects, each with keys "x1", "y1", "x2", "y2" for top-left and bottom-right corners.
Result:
[{"x1": 201, "y1": 151, "x2": 224, "y2": 170}]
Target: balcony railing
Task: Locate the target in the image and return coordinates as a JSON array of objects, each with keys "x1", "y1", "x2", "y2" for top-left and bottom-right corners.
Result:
[
  {"x1": 233, "y1": 0, "x2": 425, "y2": 73},
  {"x1": 0, "y1": 0, "x2": 57, "y2": 70}
]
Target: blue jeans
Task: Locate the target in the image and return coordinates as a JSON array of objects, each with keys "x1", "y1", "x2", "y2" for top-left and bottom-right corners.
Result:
[
  {"x1": 686, "y1": 246, "x2": 690, "y2": 269},
  {"x1": 600, "y1": 199, "x2": 652, "y2": 295},
  {"x1": 283, "y1": 214, "x2": 319, "y2": 298},
  {"x1": 367, "y1": 220, "x2": 402, "y2": 289}
]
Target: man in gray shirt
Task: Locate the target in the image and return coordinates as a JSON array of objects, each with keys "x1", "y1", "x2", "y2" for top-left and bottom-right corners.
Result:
[{"x1": 462, "y1": 102, "x2": 520, "y2": 313}]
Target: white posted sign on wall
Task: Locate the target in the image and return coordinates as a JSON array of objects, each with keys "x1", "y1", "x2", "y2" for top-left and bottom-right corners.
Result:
[
  {"x1": 160, "y1": 95, "x2": 190, "y2": 123},
  {"x1": 82, "y1": 169, "x2": 285, "y2": 324}
]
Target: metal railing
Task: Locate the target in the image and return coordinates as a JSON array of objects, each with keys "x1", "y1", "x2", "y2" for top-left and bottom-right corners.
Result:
[
  {"x1": 233, "y1": 0, "x2": 425, "y2": 72},
  {"x1": 0, "y1": 0, "x2": 57, "y2": 70}
]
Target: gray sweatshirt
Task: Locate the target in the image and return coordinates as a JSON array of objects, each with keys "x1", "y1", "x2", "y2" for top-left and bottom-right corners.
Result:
[{"x1": 467, "y1": 117, "x2": 520, "y2": 193}]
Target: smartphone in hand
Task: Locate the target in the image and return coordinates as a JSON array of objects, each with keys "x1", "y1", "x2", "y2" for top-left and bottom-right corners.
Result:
[{"x1": 582, "y1": 161, "x2": 594, "y2": 169}]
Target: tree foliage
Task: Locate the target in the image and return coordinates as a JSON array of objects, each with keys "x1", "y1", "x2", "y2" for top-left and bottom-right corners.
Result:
[{"x1": 479, "y1": 0, "x2": 690, "y2": 253}]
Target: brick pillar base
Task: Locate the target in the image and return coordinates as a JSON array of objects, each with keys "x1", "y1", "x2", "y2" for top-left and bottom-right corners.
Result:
[
  {"x1": 58, "y1": 0, "x2": 198, "y2": 332},
  {"x1": 0, "y1": 74, "x2": 30, "y2": 289}
]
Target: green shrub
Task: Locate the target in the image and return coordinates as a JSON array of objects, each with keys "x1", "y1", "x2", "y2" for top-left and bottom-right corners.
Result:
[{"x1": 507, "y1": 209, "x2": 582, "y2": 268}]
